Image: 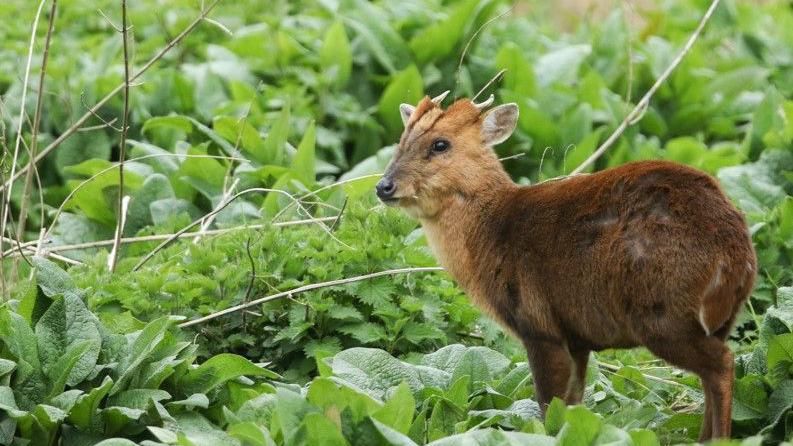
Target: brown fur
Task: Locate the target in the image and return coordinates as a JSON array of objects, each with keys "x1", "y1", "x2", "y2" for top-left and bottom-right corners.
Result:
[{"x1": 381, "y1": 97, "x2": 757, "y2": 440}]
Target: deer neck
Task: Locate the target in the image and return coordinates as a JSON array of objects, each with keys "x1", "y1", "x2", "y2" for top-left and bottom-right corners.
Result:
[{"x1": 419, "y1": 174, "x2": 514, "y2": 296}]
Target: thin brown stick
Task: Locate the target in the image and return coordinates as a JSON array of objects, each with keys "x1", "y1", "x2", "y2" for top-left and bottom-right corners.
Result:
[
  {"x1": 178, "y1": 266, "x2": 444, "y2": 328},
  {"x1": 0, "y1": 0, "x2": 222, "y2": 194},
  {"x1": 110, "y1": 0, "x2": 132, "y2": 273},
  {"x1": 131, "y1": 187, "x2": 343, "y2": 271},
  {"x1": 18, "y1": 0, "x2": 58, "y2": 244},
  {"x1": 4, "y1": 216, "x2": 337, "y2": 257},
  {"x1": 454, "y1": 6, "x2": 513, "y2": 99},
  {"x1": 0, "y1": 0, "x2": 48, "y2": 286},
  {"x1": 569, "y1": 0, "x2": 720, "y2": 175},
  {"x1": 42, "y1": 153, "x2": 245, "y2": 241}
]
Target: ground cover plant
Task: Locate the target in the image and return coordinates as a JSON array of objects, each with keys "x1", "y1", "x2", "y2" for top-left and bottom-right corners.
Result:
[{"x1": 1, "y1": 0, "x2": 793, "y2": 444}]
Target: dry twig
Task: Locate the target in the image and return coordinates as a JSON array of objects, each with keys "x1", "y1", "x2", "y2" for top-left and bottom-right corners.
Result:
[
  {"x1": 569, "y1": 0, "x2": 721, "y2": 175},
  {"x1": 179, "y1": 266, "x2": 444, "y2": 328}
]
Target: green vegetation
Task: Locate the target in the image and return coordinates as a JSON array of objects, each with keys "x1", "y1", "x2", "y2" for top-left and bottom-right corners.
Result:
[{"x1": 1, "y1": 0, "x2": 793, "y2": 444}]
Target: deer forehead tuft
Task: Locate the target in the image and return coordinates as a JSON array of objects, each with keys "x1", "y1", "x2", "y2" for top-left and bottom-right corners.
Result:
[{"x1": 400, "y1": 98, "x2": 482, "y2": 148}]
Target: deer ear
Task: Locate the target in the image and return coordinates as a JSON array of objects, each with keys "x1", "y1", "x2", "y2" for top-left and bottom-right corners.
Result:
[
  {"x1": 400, "y1": 103, "x2": 416, "y2": 126},
  {"x1": 481, "y1": 103, "x2": 519, "y2": 146}
]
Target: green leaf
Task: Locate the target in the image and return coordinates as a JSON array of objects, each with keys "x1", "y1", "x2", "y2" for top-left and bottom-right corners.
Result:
[
  {"x1": 733, "y1": 375, "x2": 769, "y2": 421},
  {"x1": 320, "y1": 21, "x2": 352, "y2": 88},
  {"x1": 327, "y1": 348, "x2": 450, "y2": 400},
  {"x1": 408, "y1": 0, "x2": 481, "y2": 64},
  {"x1": 292, "y1": 120, "x2": 316, "y2": 186},
  {"x1": 68, "y1": 376, "x2": 113, "y2": 430},
  {"x1": 373, "y1": 382, "x2": 415, "y2": 434},
  {"x1": 425, "y1": 429, "x2": 555, "y2": 446},
  {"x1": 174, "y1": 411, "x2": 240, "y2": 446},
  {"x1": 354, "y1": 417, "x2": 418, "y2": 446},
  {"x1": 767, "y1": 333, "x2": 793, "y2": 372},
  {"x1": 93, "y1": 439, "x2": 139, "y2": 446},
  {"x1": 111, "y1": 316, "x2": 172, "y2": 395},
  {"x1": 558, "y1": 406, "x2": 603, "y2": 446},
  {"x1": 142, "y1": 115, "x2": 194, "y2": 134},
  {"x1": 264, "y1": 105, "x2": 291, "y2": 166},
  {"x1": 544, "y1": 398, "x2": 566, "y2": 436},
  {"x1": 339, "y1": 323, "x2": 387, "y2": 344},
  {"x1": 35, "y1": 294, "x2": 102, "y2": 389},
  {"x1": 378, "y1": 65, "x2": 423, "y2": 137},
  {"x1": 228, "y1": 421, "x2": 276, "y2": 446},
  {"x1": 273, "y1": 387, "x2": 318, "y2": 445},
  {"x1": 33, "y1": 256, "x2": 79, "y2": 299},
  {"x1": 767, "y1": 380, "x2": 793, "y2": 428},
  {"x1": 427, "y1": 398, "x2": 465, "y2": 441},
  {"x1": 291, "y1": 412, "x2": 348, "y2": 446},
  {"x1": 180, "y1": 353, "x2": 277, "y2": 395},
  {"x1": 214, "y1": 115, "x2": 267, "y2": 162}
]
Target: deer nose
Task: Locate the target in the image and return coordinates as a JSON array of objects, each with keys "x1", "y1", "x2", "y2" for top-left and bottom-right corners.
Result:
[{"x1": 375, "y1": 178, "x2": 397, "y2": 200}]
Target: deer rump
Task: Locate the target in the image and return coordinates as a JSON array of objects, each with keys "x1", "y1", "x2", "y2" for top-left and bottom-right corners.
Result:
[{"x1": 470, "y1": 160, "x2": 755, "y2": 353}]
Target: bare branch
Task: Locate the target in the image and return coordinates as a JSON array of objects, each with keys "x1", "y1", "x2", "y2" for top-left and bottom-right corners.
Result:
[
  {"x1": 109, "y1": 0, "x2": 132, "y2": 273},
  {"x1": 569, "y1": 0, "x2": 721, "y2": 175},
  {"x1": 17, "y1": 0, "x2": 58, "y2": 244},
  {"x1": 0, "y1": 0, "x2": 223, "y2": 194},
  {"x1": 178, "y1": 266, "x2": 444, "y2": 328}
]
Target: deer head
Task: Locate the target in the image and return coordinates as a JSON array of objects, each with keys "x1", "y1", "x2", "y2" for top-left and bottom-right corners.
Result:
[{"x1": 375, "y1": 91, "x2": 519, "y2": 219}]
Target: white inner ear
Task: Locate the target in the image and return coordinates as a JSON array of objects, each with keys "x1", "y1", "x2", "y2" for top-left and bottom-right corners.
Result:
[
  {"x1": 400, "y1": 103, "x2": 416, "y2": 126},
  {"x1": 482, "y1": 103, "x2": 519, "y2": 146}
]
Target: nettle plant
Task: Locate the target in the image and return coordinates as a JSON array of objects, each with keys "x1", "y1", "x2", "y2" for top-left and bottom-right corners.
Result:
[
  {"x1": 65, "y1": 203, "x2": 506, "y2": 380},
  {"x1": 0, "y1": 258, "x2": 278, "y2": 446}
]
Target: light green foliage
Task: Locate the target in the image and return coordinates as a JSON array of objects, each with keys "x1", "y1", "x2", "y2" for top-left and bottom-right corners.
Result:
[{"x1": 2, "y1": 0, "x2": 793, "y2": 444}]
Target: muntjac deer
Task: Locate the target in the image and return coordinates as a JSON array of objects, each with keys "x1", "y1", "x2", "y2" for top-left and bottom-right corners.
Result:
[{"x1": 376, "y1": 92, "x2": 756, "y2": 440}]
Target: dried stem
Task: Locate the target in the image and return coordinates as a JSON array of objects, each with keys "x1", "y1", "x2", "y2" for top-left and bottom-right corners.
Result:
[
  {"x1": 178, "y1": 266, "x2": 444, "y2": 328},
  {"x1": 4, "y1": 216, "x2": 337, "y2": 257},
  {"x1": 131, "y1": 187, "x2": 344, "y2": 271},
  {"x1": 0, "y1": 0, "x2": 48, "y2": 288},
  {"x1": 569, "y1": 0, "x2": 720, "y2": 175},
  {"x1": 0, "y1": 0, "x2": 222, "y2": 194},
  {"x1": 109, "y1": 0, "x2": 132, "y2": 273},
  {"x1": 18, "y1": 0, "x2": 57, "y2": 244}
]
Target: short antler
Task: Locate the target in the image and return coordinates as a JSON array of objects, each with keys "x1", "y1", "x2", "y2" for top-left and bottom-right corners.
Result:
[
  {"x1": 431, "y1": 90, "x2": 450, "y2": 105},
  {"x1": 473, "y1": 94, "x2": 495, "y2": 111}
]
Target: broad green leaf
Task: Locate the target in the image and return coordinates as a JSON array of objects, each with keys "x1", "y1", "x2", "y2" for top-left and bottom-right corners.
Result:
[
  {"x1": 180, "y1": 353, "x2": 277, "y2": 395},
  {"x1": 93, "y1": 439, "x2": 139, "y2": 446},
  {"x1": 353, "y1": 417, "x2": 418, "y2": 446},
  {"x1": 291, "y1": 412, "x2": 347, "y2": 446},
  {"x1": 108, "y1": 389, "x2": 171, "y2": 410},
  {"x1": 767, "y1": 333, "x2": 793, "y2": 372},
  {"x1": 558, "y1": 406, "x2": 603, "y2": 446},
  {"x1": 628, "y1": 429, "x2": 660, "y2": 446},
  {"x1": 111, "y1": 316, "x2": 172, "y2": 395},
  {"x1": 426, "y1": 429, "x2": 555, "y2": 446},
  {"x1": 68, "y1": 376, "x2": 113, "y2": 430},
  {"x1": 272, "y1": 388, "x2": 318, "y2": 445},
  {"x1": 0, "y1": 386, "x2": 27, "y2": 418},
  {"x1": 175, "y1": 412, "x2": 240, "y2": 446},
  {"x1": 306, "y1": 378, "x2": 381, "y2": 423},
  {"x1": 35, "y1": 294, "x2": 102, "y2": 388},
  {"x1": 291, "y1": 121, "x2": 316, "y2": 186},
  {"x1": 0, "y1": 310, "x2": 45, "y2": 409},
  {"x1": 228, "y1": 421, "x2": 276, "y2": 446},
  {"x1": 32, "y1": 256, "x2": 79, "y2": 299},
  {"x1": 214, "y1": 115, "x2": 267, "y2": 162},
  {"x1": 142, "y1": 115, "x2": 194, "y2": 134},
  {"x1": 320, "y1": 21, "x2": 352, "y2": 88},
  {"x1": 373, "y1": 382, "x2": 415, "y2": 434},
  {"x1": 496, "y1": 43, "x2": 536, "y2": 98},
  {"x1": 327, "y1": 348, "x2": 450, "y2": 400},
  {"x1": 409, "y1": 0, "x2": 481, "y2": 64},
  {"x1": 427, "y1": 398, "x2": 465, "y2": 441},
  {"x1": 263, "y1": 105, "x2": 291, "y2": 166},
  {"x1": 767, "y1": 380, "x2": 793, "y2": 428},
  {"x1": 544, "y1": 398, "x2": 566, "y2": 436},
  {"x1": 733, "y1": 375, "x2": 769, "y2": 421},
  {"x1": 378, "y1": 65, "x2": 423, "y2": 137}
]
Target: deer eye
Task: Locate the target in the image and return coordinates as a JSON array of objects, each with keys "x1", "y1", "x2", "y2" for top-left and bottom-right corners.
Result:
[{"x1": 430, "y1": 139, "x2": 451, "y2": 154}]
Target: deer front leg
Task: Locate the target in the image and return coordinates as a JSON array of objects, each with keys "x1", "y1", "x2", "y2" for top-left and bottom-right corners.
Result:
[{"x1": 525, "y1": 339, "x2": 573, "y2": 414}]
